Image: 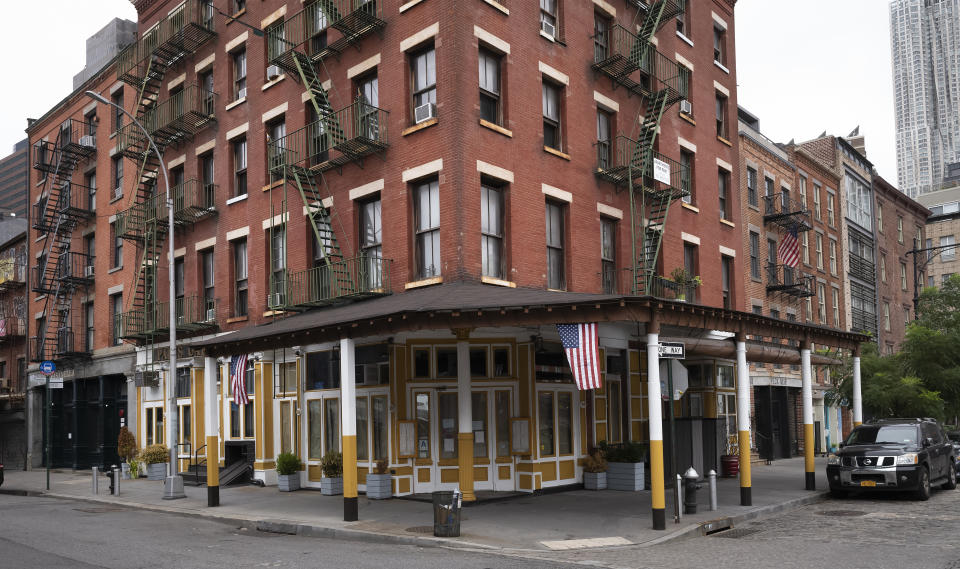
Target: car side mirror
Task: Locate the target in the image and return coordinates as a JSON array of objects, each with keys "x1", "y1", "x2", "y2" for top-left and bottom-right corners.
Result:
[
  {"x1": 838, "y1": 442, "x2": 845, "y2": 449},
  {"x1": 923, "y1": 437, "x2": 933, "y2": 448}
]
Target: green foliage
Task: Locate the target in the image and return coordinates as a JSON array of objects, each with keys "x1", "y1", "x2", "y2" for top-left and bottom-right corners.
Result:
[
  {"x1": 372, "y1": 459, "x2": 389, "y2": 475},
  {"x1": 669, "y1": 268, "x2": 703, "y2": 288},
  {"x1": 583, "y1": 450, "x2": 608, "y2": 473},
  {"x1": 275, "y1": 452, "x2": 302, "y2": 476},
  {"x1": 128, "y1": 458, "x2": 141, "y2": 479},
  {"x1": 320, "y1": 451, "x2": 343, "y2": 478},
  {"x1": 139, "y1": 444, "x2": 169, "y2": 464},
  {"x1": 598, "y1": 441, "x2": 647, "y2": 463},
  {"x1": 117, "y1": 427, "x2": 137, "y2": 462}
]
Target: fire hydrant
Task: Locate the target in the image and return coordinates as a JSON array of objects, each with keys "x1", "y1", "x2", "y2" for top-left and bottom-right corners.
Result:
[{"x1": 683, "y1": 467, "x2": 699, "y2": 515}]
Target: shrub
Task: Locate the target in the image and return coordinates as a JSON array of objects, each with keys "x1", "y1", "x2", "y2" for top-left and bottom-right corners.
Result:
[
  {"x1": 117, "y1": 427, "x2": 137, "y2": 462},
  {"x1": 128, "y1": 458, "x2": 141, "y2": 479},
  {"x1": 372, "y1": 459, "x2": 389, "y2": 475},
  {"x1": 599, "y1": 441, "x2": 647, "y2": 463},
  {"x1": 583, "y1": 451, "x2": 608, "y2": 473},
  {"x1": 320, "y1": 451, "x2": 343, "y2": 478},
  {"x1": 139, "y1": 444, "x2": 169, "y2": 464},
  {"x1": 276, "y1": 452, "x2": 302, "y2": 476}
]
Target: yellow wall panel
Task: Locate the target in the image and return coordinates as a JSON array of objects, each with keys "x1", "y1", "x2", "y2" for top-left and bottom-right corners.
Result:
[
  {"x1": 358, "y1": 469, "x2": 367, "y2": 485},
  {"x1": 537, "y1": 461, "x2": 557, "y2": 482},
  {"x1": 498, "y1": 466, "x2": 511, "y2": 480},
  {"x1": 473, "y1": 467, "x2": 488, "y2": 482},
  {"x1": 398, "y1": 478, "x2": 411, "y2": 494},
  {"x1": 519, "y1": 473, "x2": 532, "y2": 490},
  {"x1": 596, "y1": 424, "x2": 605, "y2": 444},
  {"x1": 441, "y1": 468, "x2": 459, "y2": 483},
  {"x1": 393, "y1": 466, "x2": 413, "y2": 476},
  {"x1": 308, "y1": 465, "x2": 324, "y2": 481},
  {"x1": 558, "y1": 460, "x2": 575, "y2": 480},
  {"x1": 418, "y1": 468, "x2": 431, "y2": 482}
]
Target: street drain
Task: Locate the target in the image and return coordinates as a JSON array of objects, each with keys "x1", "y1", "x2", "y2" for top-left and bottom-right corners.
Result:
[
  {"x1": 817, "y1": 510, "x2": 867, "y2": 517},
  {"x1": 710, "y1": 528, "x2": 762, "y2": 539},
  {"x1": 406, "y1": 526, "x2": 434, "y2": 534}
]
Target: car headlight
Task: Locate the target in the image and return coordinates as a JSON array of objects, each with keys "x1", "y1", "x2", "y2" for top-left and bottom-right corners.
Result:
[
  {"x1": 827, "y1": 455, "x2": 841, "y2": 465},
  {"x1": 896, "y1": 453, "x2": 919, "y2": 465}
]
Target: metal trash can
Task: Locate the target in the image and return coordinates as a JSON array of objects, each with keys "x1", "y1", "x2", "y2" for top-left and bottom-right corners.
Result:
[{"x1": 432, "y1": 489, "x2": 462, "y2": 537}]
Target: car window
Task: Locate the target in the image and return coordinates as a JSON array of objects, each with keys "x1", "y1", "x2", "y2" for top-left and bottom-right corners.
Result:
[
  {"x1": 845, "y1": 425, "x2": 918, "y2": 446},
  {"x1": 948, "y1": 432, "x2": 960, "y2": 443},
  {"x1": 920, "y1": 423, "x2": 941, "y2": 444}
]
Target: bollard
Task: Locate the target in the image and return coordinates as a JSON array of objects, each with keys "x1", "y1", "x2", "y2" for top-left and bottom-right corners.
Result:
[
  {"x1": 92, "y1": 466, "x2": 99, "y2": 495},
  {"x1": 676, "y1": 474, "x2": 683, "y2": 521},
  {"x1": 708, "y1": 469, "x2": 717, "y2": 511},
  {"x1": 112, "y1": 465, "x2": 120, "y2": 496},
  {"x1": 683, "y1": 467, "x2": 699, "y2": 515}
]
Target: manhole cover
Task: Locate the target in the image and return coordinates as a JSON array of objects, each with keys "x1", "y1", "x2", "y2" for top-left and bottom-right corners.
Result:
[
  {"x1": 406, "y1": 526, "x2": 434, "y2": 534},
  {"x1": 73, "y1": 507, "x2": 126, "y2": 514},
  {"x1": 710, "y1": 528, "x2": 762, "y2": 539},
  {"x1": 817, "y1": 510, "x2": 867, "y2": 517}
]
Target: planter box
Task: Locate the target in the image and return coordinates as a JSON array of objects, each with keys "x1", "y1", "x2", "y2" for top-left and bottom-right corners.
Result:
[
  {"x1": 278, "y1": 473, "x2": 301, "y2": 492},
  {"x1": 366, "y1": 473, "x2": 392, "y2": 499},
  {"x1": 121, "y1": 462, "x2": 131, "y2": 480},
  {"x1": 321, "y1": 477, "x2": 343, "y2": 496},
  {"x1": 607, "y1": 462, "x2": 645, "y2": 491},
  {"x1": 583, "y1": 471, "x2": 607, "y2": 490},
  {"x1": 146, "y1": 463, "x2": 167, "y2": 481}
]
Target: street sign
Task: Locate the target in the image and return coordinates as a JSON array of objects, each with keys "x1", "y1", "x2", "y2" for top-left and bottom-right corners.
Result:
[
  {"x1": 658, "y1": 342, "x2": 685, "y2": 359},
  {"x1": 49, "y1": 379, "x2": 63, "y2": 389},
  {"x1": 40, "y1": 360, "x2": 56, "y2": 375},
  {"x1": 653, "y1": 157, "x2": 671, "y2": 185}
]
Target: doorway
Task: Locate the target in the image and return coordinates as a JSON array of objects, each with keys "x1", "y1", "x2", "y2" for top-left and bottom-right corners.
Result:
[{"x1": 536, "y1": 385, "x2": 580, "y2": 488}]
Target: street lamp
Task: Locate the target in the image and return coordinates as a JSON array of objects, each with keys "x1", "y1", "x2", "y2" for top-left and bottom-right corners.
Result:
[
  {"x1": 906, "y1": 243, "x2": 958, "y2": 320},
  {"x1": 85, "y1": 91, "x2": 185, "y2": 500}
]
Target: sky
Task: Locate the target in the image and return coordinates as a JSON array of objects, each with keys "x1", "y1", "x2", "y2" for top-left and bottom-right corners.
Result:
[{"x1": 735, "y1": 0, "x2": 897, "y2": 182}]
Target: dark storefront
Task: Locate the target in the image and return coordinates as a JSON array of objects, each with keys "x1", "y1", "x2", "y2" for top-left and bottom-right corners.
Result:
[
  {"x1": 45, "y1": 374, "x2": 127, "y2": 469},
  {"x1": 755, "y1": 385, "x2": 800, "y2": 461}
]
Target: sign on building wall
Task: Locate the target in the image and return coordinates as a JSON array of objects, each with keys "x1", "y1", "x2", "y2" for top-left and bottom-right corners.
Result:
[{"x1": 653, "y1": 157, "x2": 671, "y2": 185}]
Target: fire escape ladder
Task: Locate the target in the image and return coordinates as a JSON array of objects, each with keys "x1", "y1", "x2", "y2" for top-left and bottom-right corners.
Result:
[{"x1": 292, "y1": 51, "x2": 345, "y2": 148}]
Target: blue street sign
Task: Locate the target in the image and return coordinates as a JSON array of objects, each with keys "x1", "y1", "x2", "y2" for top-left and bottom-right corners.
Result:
[{"x1": 40, "y1": 361, "x2": 56, "y2": 376}]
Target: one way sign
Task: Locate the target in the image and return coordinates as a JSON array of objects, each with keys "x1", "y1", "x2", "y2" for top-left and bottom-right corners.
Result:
[{"x1": 658, "y1": 342, "x2": 685, "y2": 359}]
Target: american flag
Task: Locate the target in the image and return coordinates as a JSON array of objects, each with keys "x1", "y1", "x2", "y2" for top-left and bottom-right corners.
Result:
[
  {"x1": 557, "y1": 323, "x2": 602, "y2": 390},
  {"x1": 777, "y1": 225, "x2": 800, "y2": 268},
  {"x1": 230, "y1": 354, "x2": 249, "y2": 405}
]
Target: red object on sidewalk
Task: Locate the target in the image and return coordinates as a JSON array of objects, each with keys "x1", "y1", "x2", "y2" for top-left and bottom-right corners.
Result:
[{"x1": 721, "y1": 454, "x2": 739, "y2": 477}]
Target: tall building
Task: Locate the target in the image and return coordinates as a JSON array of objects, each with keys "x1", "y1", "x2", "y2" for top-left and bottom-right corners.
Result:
[
  {"x1": 0, "y1": 139, "x2": 28, "y2": 217},
  {"x1": 0, "y1": 223, "x2": 27, "y2": 470},
  {"x1": 72, "y1": 18, "x2": 137, "y2": 89},
  {"x1": 890, "y1": 0, "x2": 960, "y2": 198}
]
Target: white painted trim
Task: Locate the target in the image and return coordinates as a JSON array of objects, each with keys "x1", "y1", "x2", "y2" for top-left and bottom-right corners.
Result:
[
  {"x1": 109, "y1": 82, "x2": 124, "y2": 95},
  {"x1": 348, "y1": 179, "x2": 385, "y2": 201},
  {"x1": 719, "y1": 245, "x2": 737, "y2": 257},
  {"x1": 712, "y1": 11, "x2": 728, "y2": 30},
  {"x1": 226, "y1": 122, "x2": 249, "y2": 141},
  {"x1": 717, "y1": 157, "x2": 733, "y2": 172},
  {"x1": 167, "y1": 73, "x2": 186, "y2": 91},
  {"x1": 195, "y1": 139, "x2": 215, "y2": 156},
  {"x1": 261, "y1": 103, "x2": 288, "y2": 124},
  {"x1": 541, "y1": 183, "x2": 572, "y2": 203},
  {"x1": 592, "y1": 0, "x2": 616, "y2": 17},
  {"x1": 260, "y1": 5, "x2": 287, "y2": 29},
  {"x1": 225, "y1": 194, "x2": 247, "y2": 206},
  {"x1": 108, "y1": 284, "x2": 124, "y2": 296},
  {"x1": 474, "y1": 26, "x2": 510, "y2": 55},
  {"x1": 476, "y1": 160, "x2": 514, "y2": 183},
  {"x1": 399, "y1": 0, "x2": 425, "y2": 13},
  {"x1": 194, "y1": 237, "x2": 217, "y2": 251},
  {"x1": 597, "y1": 203, "x2": 623, "y2": 220},
  {"x1": 714, "y1": 80, "x2": 730, "y2": 97},
  {"x1": 678, "y1": 136, "x2": 697, "y2": 153},
  {"x1": 226, "y1": 226, "x2": 250, "y2": 241},
  {"x1": 401, "y1": 158, "x2": 443, "y2": 182},
  {"x1": 675, "y1": 53, "x2": 694, "y2": 72},
  {"x1": 261, "y1": 212, "x2": 289, "y2": 230},
  {"x1": 225, "y1": 31, "x2": 248, "y2": 53},
  {"x1": 681, "y1": 232, "x2": 700, "y2": 245},
  {"x1": 224, "y1": 97, "x2": 246, "y2": 111},
  {"x1": 168, "y1": 154, "x2": 186, "y2": 169},
  {"x1": 174, "y1": 247, "x2": 186, "y2": 258},
  {"x1": 347, "y1": 53, "x2": 381, "y2": 79},
  {"x1": 400, "y1": 22, "x2": 439, "y2": 52},
  {"x1": 593, "y1": 91, "x2": 619, "y2": 113},
  {"x1": 538, "y1": 61, "x2": 569, "y2": 86},
  {"x1": 82, "y1": 101, "x2": 97, "y2": 115},
  {"x1": 195, "y1": 53, "x2": 215, "y2": 73},
  {"x1": 108, "y1": 214, "x2": 117, "y2": 223}
]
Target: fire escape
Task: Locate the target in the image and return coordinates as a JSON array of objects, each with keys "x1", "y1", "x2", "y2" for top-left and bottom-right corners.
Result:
[
  {"x1": 764, "y1": 194, "x2": 814, "y2": 299},
  {"x1": 264, "y1": 0, "x2": 391, "y2": 312},
  {"x1": 592, "y1": 0, "x2": 688, "y2": 296},
  {"x1": 29, "y1": 118, "x2": 97, "y2": 364},
  {"x1": 112, "y1": 0, "x2": 217, "y2": 366},
  {"x1": 0, "y1": 250, "x2": 26, "y2": 393}
]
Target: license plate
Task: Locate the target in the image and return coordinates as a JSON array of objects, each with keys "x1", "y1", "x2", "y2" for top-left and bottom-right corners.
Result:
[{"x1": 860, "y1": 480, "x2": 877, "y2": 487}]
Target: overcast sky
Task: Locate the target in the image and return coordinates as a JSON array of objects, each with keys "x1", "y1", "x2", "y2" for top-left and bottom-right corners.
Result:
[{"x1": 735, "y1": 0, "x2": 897, "y2": 182}]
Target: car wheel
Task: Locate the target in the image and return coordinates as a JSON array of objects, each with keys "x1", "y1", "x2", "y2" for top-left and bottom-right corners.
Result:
[
  {"x1": 944, "y1": 462, "x2": 958, "y2": 490},
  {"x1": 915, "y1": 466, "x2": 931, "y2": 501}
]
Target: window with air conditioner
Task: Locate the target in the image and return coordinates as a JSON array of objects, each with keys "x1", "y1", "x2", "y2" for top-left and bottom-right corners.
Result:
[
  {"x1": 232, "y1": 48, "x2": 247, "y2": 101},
  {"x1": 410, "y1": 45, "x2": 436, "y2": 124},
  {"x1": 540, "y1": 0, "x2": 558, "y2": 38}
]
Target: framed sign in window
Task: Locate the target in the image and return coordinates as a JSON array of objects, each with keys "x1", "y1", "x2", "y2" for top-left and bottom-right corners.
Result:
[
  {"x1": 397, "y1": 420, "x2": 416, "y2": 458},
  {"x1": 509, "y1": 417, "x2": 531, "y2": 455}
]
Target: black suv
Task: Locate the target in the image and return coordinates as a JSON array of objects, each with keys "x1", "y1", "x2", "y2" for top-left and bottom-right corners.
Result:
[{"x1": 826, "y1": 418, "x2": 956, "y2": 500}]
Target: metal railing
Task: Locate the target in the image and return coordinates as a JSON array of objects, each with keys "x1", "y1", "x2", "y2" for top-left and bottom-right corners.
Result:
[
  {"x1": 153, "y1": 295, "x2": 218, "y2": 332},
  {"x1": 645, "y1": 273, "x2": 699, "y2": 302},
  {"x1": 56, "y1": 252, "x2": 96, "y2": 284},
  {"x1": 0, "y1": 260, "x2": 26, "y2": 288},
  {"x1": 117, "y1": 0, "x2": 216, "y2": 82},
  {"x1": 266, "y1": 0, "x2": 384, "y2": 62},
  {"x1": 596, "y1": 136, "x2": 687, "y2": 192},
  {"x1": 142, "y1": 84, "x2": 218, "y2": 140},
  {"x1": 0, "y1": 318, "x2": 25, "y2": 339},
  {"x1": 592, "y1": 24, "x2": 686, "y2": 98},
  {"x1": 269, "y1": 255, "x2": 391, "y2": 309},
  {"x1": 765, "y1": 263, "x2": 814, "y2": 296},
  {"x1": 55, "y1": 182, "x2": 96, "y2": 217},
  {"x1": 173, "y1": 180, "x2": 217, "y2": 223},
  {"x1": 763, "y1": 194, "x2": 811, "y2": 228}
]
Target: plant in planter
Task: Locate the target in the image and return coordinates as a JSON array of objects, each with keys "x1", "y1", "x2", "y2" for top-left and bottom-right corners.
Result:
[
  {"x1": 366, "y1": 459, "x2": 392, "y2": 499},
  {"x1": 600, "y1": 441, "x2": 647, "y2": 491},
  {"x1": 117, "y1": 427, "x2": 137, "y2": 479},
  {"x1": 128, "y1": 457, "x2": 142, "y2": 480},
  {"x1": 669, "y1": 268, "x2": 703, "y2": 302},
  {"x1": 139, "y1": 444, "x2": 170, "y2": 481},
  {"x1": 319, "y1": 450, "x2": 343, "y2": 496},
  {"x1": 582, "y1": 450, "x2": 608, "y2": 490},
  {"x1": 276, "y1": 452, "x2": 302, "y2": 492}
]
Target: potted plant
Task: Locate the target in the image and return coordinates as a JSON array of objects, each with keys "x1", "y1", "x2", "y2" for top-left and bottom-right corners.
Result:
[
  {"x1": 669, "y1": 268, "x2": 703, "y2": 302},
  {"x1": 117, "y1": 426, "x2": 137, "y2": 480},
  {"x1": 366, "y1": 459, "x2": 392, "y2": 499},
  {"x1": 582, "y1": 450, "x2": 608, "y2": 490},
  {"x1": 601, "y1": 441, "x2": 647, "y2": 491},
  {"x1": 139, "y1": 444, "x2": 170, "y2": 481},
  {"x1": 276, "y1": 452, "x2": 302, "y2": 492},
  {"x1": 128, "y1": 457, "x2": 142, "y2": 480},
  {"x1": 319, "y1": 450, "x2": 343, "y2": 496}
]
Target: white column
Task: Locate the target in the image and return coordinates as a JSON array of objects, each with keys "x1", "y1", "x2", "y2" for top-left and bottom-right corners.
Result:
[
  {"x1": 801, "y1": 348, "x2": 813, "y2": 428},
  {"x1": 457, "y1": 339, "x2": 472, "y2": 436},
  {"x1": 735, "y1": 341, "x2": 751, "y2": 441},
  {"x1": 340, "y1": 338, "x2": 357, "y2": 438},
  {"x1": 204, "y1": 357, "x2": 219, "y2": 440},
  {"x1": 646, "y1": 332, "x2": 666, "y2": 529},
  {"x1": 852, "y1": 356, "x2": 862, "y2": 425}
]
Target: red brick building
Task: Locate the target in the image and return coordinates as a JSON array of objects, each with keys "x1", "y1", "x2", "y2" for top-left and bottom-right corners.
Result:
[{"x1": 0, "y1": 225, "x2": 27, "y2": 469}]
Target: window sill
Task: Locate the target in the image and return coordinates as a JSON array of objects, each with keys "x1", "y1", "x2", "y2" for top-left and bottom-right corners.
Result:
[
  {"x1": 399, "y1": 0, "x2": 425, "y2": 12},
  {"x1": 226, "y1": 193, "x2": 248, "y2": 205},
  {"x1": 261, "y1": 74, "x2": 286, "y2": 92},
  {"x1": 108, "y1": 266, "x2": 123, "y2": 274},
  {"x1": 481, "y1": 276, "x2": 516, "y2": 288},
  {"x1": 34, "y1": 294, "x2": 46, "y2": 302},
  {"x1": 676, "y1": 31, "x2": 694, "y2": 47},
  {"x1": 748, "y1": 204, "x2": 760, "y2": 212},
  {"x1": 483, "y1": 0, "x2": 508, "y2": 15},
  {"x1": 479, "y1": 119, "x2": 512, "y2": 137},
  {"x1": 679, "y1": 113, "x2": 696, "y2": 126},
  {"x1": 34, "y1": 234, "x2": 46, "y2": 243},
  {"x1": 681, "y1": 202, "x2": 699, "y2": 213},
  {"x1": 228, "y1": 9, "x2": 246, "y2": 23},
  {"x1": 720, "y1": 219, "x2": 736, "y2": 228},
  {"x1": 402, "y1": 117, "x2": 438, "y2": 136},
  {"x1": 225, "y1": 97, "x2": 247, "y2": 112},
  {"x1": 109, "y1": 193, "x2": 123, "y2": 204},
  {"x1": 714, "y1": 60, "x2": 730, "y2": 74},
  {"x1": 226, "y1": 316, "x2": 248, "y2": 324},
  {"x1": 717, "y1": 136, "x2": 733, "y2": 147},
  {"x1": 405, "y1": 276, "x2": 443, "y2": 290},
  {"x1": 263, "y1": 310, "x2": 286, "y2": 317},
  {"x1": 543, "y1": 146, "x2": 571, "y2": 161},
  {"x1": 262, "y1": 180, "x2": 283, "y2": 192},
  {"x1": 751, "y1": 277, "x2": 763, "y2": 284}
]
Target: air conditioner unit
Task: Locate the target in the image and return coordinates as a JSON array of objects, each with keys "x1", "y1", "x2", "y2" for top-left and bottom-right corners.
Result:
[
  {"x1": 237, "y1": 87, "x2": 247, "y2": 100},
  {"x1": 114, "y1": 186, "x2": 122, "y2": 199},
  {"x1": 176, "y1": 315, "x2": 185, "y2": 326},
  {"x1": 79, "y1": 135, "x2": 96, "y2": 148},
  {"x1": 0, "y1": 378, "x2": 8, "y2": 390},
  {"x1": 414, "y1": 102, "x2": 437, "y2": 124},
  {"x1": 84, "y1": 265, "x2": 95, "y2": 277},
  {"x1": 271, "y1": 292, "x2": 285, "y2": 307},
  {"x1": 679, "y1": 99, "x2": 693, "y2": 115},
  {"x1": 540, "y1": 20, "x2": 556, "y2": 38},
  {"x1": 205, "y1": 308, "x2": 216, "y2": 321},
  {"x1": 266, "y1": 65, "x2": 281, "y2": 81},
  {"x1": 134, "y1": 370, "x2": 160, "y2": 387}
]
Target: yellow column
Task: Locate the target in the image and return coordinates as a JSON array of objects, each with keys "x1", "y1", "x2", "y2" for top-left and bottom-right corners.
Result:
[
  {"x1": 455, "y1": 329, "x2": 476, "y2": 501},
  {"x1": 646, "y1": 329, "x2": 666, "y2": 530},
  {"x1": 340, "y1": 338, "x2": 359, "y2": 521},
  {"x1": 801, "y1": 343, "x2": 815, "y2": 490},
  {"x1": 203, "y1": 357, "x2": 220, "y2": 506},
  {"x1": 735, "y1": 336, "x2": 752, "y2": 506}
]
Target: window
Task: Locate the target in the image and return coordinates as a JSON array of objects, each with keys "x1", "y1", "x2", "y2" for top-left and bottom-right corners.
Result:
[
  {"x1": 111, "y1": 222, "x2": 122, "y2": 268},
  {"x1": 832, "y1": 287, "x2": 840, "y2": 327},
  {"x1": 199, "y1": 70, "x2": 215, "y2": 115},
  {"x1": 111, "y1": 90, "x2": 124, "y2": 133},
  {"x1": 232, "y1": 0, "x2": 245, "y2": 14},
  {"x1": 818, "y1": 284, "x2": 826, "y2": 323},
  {"x1": 85, "y1": 302, "x2": 94, "y2": 353},
  {"x1": 597, "y1": 109, "x2": 612, "y2": 171},
  {"x1": 877, "y1": 203, "x2": 884, "y2": 233},
  {"x1": 798, "y1": 175, "x2": 807, "y2": 206},
  {"x1": 84, "y1": 234, "x2": 95, "y2": 266},
  {"x1": 601, "y1": 217, "x2": 616, "y2": 294},
  {"x1": 684, "y1": 242, "x2": 698, "y2": 276},
  {"x1": 718, "y1": 168, "x2": 730, "y2": 219},
  {"x1": 308, "y1": 1, "x2": 328, "y2": 54},
  {"x1": 201, "y1": 249, "x2": 215, "y2": 315},
  {"x1": 746, "y1": 167, "x2": 757, "y2": 207},
  {"x1": 763, "y1": 177, "x2": 774, "y2": 201},
  {"x1": 234, "y1": 239, "x2": 248, "y2": 317},
  {"x1": 271, "y1": 226, "x2": 286, "y2": 293},
  {"x1": 266, "y1": 118, "x2": 286, "y2": 169},
  {"x1": 802, "y1": 231, "x2": 810, "y2": 265},
  {"x1": 680, "y1": 149, "x2": 694, "y2": 204},
  {"x1": 414, "y1": 179, "x2": 440, "y2": 279},
  {"x1": 232, "y1": 48, "x2": 247, "y2": 100},
  {"x1": 176, "y1": 367, "x2": 191, "y2": 399},
  {"x1": 897, "y1": 216, "x2": 904, "y2": 243},
  {"x1": 481, "y1": 184, "x2": 505, "y2": 280},
  {"x1": 540, "y1": 0, "x2": 559, "y2": 37},
  {"x1": 478, "y1": 48, "x2": 502, "y2": 124},
  {"x1": 410, "y1": 45, "x2": 436, "y2": 118},
  {"x1": 942, "y1": 235, "x2": 956, "y2": 261},
  {"x1": 355, "y1": 72, "x2": 380, "y2": 141},
  {"x1": 545, "y1": 201, "x2": 565, "y2": 290},
  {"x1": 749, "y1": 231, "x2": 760, "y2": 279},
  {"x1": 900, "y1": 262, "x2": 908, "y2": 291},
  {"x1": 815, "y1": 233, "x2": 824, "y2": 270},
  {"x1": 85, "y1": 171, "x2": 96, "y2": 210},
  {"x1": 200, "y1": 152, "x2": 214, "y2": 207},
  {"x1": 812, "y1": 184, "x2": 822, "y2": 221},
  {"x1": 677, "y1": 65, "x2": 692, "y2": 107},
  {"x1": 880, "y1": 255, "x2": 887, "y2": 282},
  {"x1": 721, "y1": 255, "x2": 733, "y2": 309},
  {"x1": 232, "y1": 137, "x2": 247, "y2": 197},
  {"x1": 844, "y1": 176, "x2": 873, "y2": 229},
  {"x1": 883, "y1": 302, "x2": 891, "y2": 331},
  {"x1": 829, "y1": 239, "x2": 837, "y2": 274},
  {"x1": 359, "y1": 196, "x2": 383, "y2": 288},
  {"x1": 542, "y1": 81, "x2": 562, "y2": 151},
  {"x1": 174, "y1": 257, "x2": 184, "y2": 304},
  {"x1": 715, "y1": 92, "x2": 728, "y2": 139},
  {"x1": 111, "y1": 293, "x2": 122, "y2": 345},
  {"x1": 805, "y1": 296, "x2": 813, "y2": 323},
  {"x1": 676, "y1": 0, "x2": 690, "y2": 37},
  {"x1": 594, "y1": 12, "x2": 610, "y2": 62},
  {"x1": 265, "y1": 20, "x2": 285, "y2": 68},
  {"x1": 112, "y1": 156, "x2": 123, "y2": 196},
  {"x1": 827, "y1": 193, "x2": 835, "y2": 227},
  {"x1": 713, "y1": 25, "x2": 726, "y2": 66}
]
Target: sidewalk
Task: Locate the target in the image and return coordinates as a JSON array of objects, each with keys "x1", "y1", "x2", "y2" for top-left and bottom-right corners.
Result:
[{"x1": 1, "y1": 457, "x2": 830, "y2": 552}]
